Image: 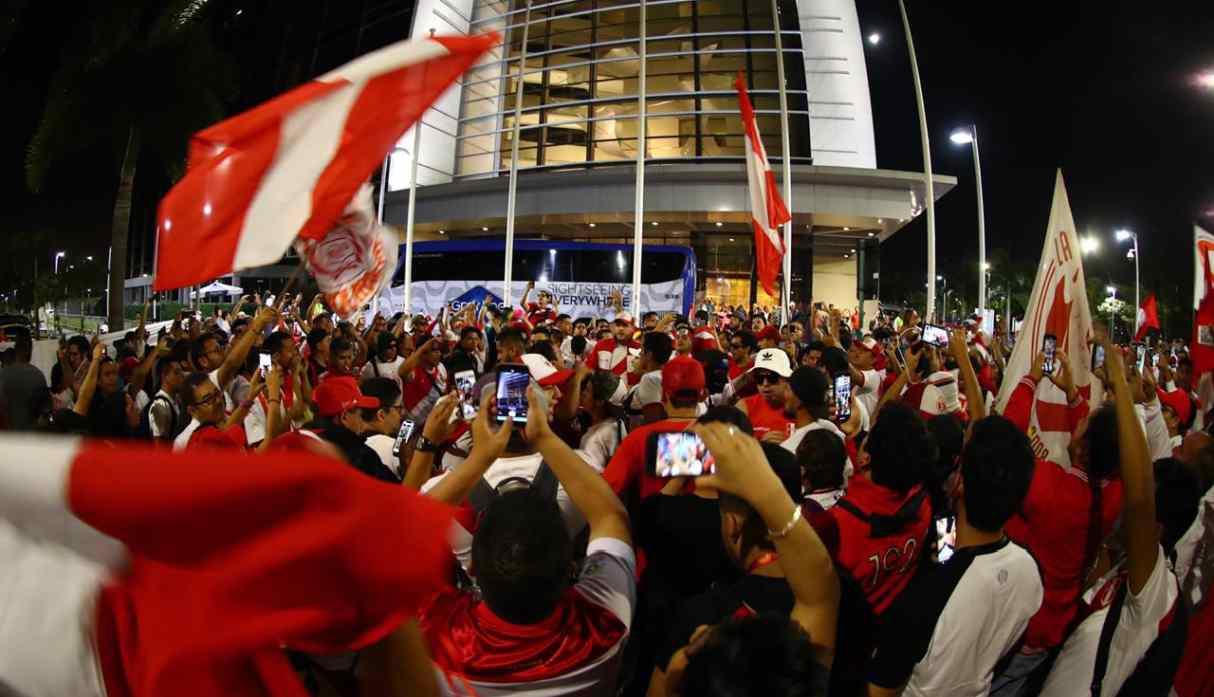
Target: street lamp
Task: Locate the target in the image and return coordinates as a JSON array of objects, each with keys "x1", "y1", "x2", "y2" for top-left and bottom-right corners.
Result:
[
  {"x1": 1080, "y1": 236, "x2": 1100, "y2": 255},
  {"x1": 950, "y1": 125, "x2": 987, "y2": 311},
  {"x1": 1115, "y1": 229, "x2": 1139, "y2": 313},
  {"x1": 867, "y1": 32, "x2": 881, "y2": 45},
  {"x1": 937, "y1": 275, "x2": 948, "y2": 322},
  {"x1": 54, "y1": 251, "x2": 66, "y2": 274}
]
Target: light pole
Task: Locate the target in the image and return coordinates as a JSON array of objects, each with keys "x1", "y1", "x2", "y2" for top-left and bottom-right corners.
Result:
[
  {"x1": 896, "y1": 0, "x2": 936, "y2": 322},
  {"x1": 951, "y1": 126, "x2": 987, "y2": 311},
  {"x1": 1115, "y1": 229, "x2": 1139, "y2": 314},
  {"x1": 937, "y1": 275, "x2": 947, "y2": 322},
  {"x1": 1106, "y1": 285, "x2": 1117, "y2": 338},
  {"x1": 54, "y1": 251, "x2": 66, "y2": 274}
]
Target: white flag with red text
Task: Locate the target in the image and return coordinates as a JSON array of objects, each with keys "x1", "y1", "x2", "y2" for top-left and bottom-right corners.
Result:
[
  {"x1": 735, "y1": 73, "x2": 790, "y2": 297},
  {"x1": 995, "y1": 171, "x2": 1100, "y2": 467},
  {"x1": 154, "y1": 34, "x2": 498, "y2": 291},
  {"x1": 1192, "y1": 225, "x2": 1214, "y2": 378}
]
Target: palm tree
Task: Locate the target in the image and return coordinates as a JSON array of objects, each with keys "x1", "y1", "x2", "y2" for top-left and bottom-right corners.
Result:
[{"x1": 25, "y1": 0, "x2": 235, "y2": 330}]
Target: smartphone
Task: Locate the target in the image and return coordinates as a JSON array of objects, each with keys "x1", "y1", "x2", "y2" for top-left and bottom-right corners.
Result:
[
  {"x1": 391, "y1": 418, "x2": 416, "y2": 457},
  {"x1": 454, "y1": 369, "x2": 477, "y2": 420},
  {"x1": 495, "y1": 363, "x2": 531, "y2": 423},
  {"x1": 1042, "y1": 334, "x2": 1057, "y2": 376},
  {"x1": 921, "y1": 323, "x2": 950, "y2": 348},
  {"x1": 1153, "y1": 353, "x2": 1161, "y2": 367},
  {"x1": 936, "y1": 516, "x2": 957, "y2": 563},
  {"x1": 257, "y1": 352, "x2": 273, "y2": 377},
  {"x1": 1091, "y1": 344, "x2": 1105, "y2": 372},
  {"x1": 597, "y1": 351, "x2": 612, "y2": 370},
  {"x1": 1135, "y1": 345, "x2": 1147, "y2": 373},
  {"x1": 647, "y1": 431, "x2": 716, "y2": 478},
  {"x1": 834, "y1": 374, "x2": 852, "y2": 421}
]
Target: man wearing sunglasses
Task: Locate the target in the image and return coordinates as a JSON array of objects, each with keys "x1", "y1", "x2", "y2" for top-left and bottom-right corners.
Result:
[
  {"x1": 738, "y1": 348, "x2": 795, "y2": 442},
  {"x1": 174, "y1": 368, "x2": 277, "y2": 452}
]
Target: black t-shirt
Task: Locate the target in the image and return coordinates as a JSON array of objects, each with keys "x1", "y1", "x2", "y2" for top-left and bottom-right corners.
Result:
[
  {"x1": 638, "y1": 493, "x2": 734, "y2": 600},
  {"x1": 657, "y1": 573, "x2": 795, "y2": 671},
  {"x1": 320, "y1": 425, "x2": 398, "y2": 484}
]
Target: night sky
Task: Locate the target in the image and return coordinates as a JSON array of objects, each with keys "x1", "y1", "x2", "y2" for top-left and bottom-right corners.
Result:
[
  {"x1": 858, "y1": 1, "x2": 1214, "y2": 321},
  {"x1": 2, "y1": 1, "x2": 1212, "y2": 320}
]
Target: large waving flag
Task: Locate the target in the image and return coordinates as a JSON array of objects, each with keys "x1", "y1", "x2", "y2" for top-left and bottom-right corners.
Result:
[
  {"x1": 0, "y1": 436, "x2": 453, "y2": 697},
  {"x1": 996, "y1": 171, "x2": 1099, "y2": 467},
  {"x1": 1135, "y1": 293, "x2": 1160, "y2": 342},
  {"x1": 735, "y1": 73, "x2": 790, "y2": 297},
  {"x1": 1192, "y1": 225, "x2": 1214, "y2": 378},
  {"x1": 154, "y1": 34, "x2": 498, "y2": 291}
]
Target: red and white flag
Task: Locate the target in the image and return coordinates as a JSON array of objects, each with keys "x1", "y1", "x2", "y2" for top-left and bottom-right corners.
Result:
[
  {"x1": 154, "y1": 34, "x2": 498, "y2": 291},
  {"x1": 0, "y1": 436, "x2": 453, "y2": 697},
  {"x1": 1192, "y1": 225, "x2": 1214, "y2": 378},
  {"x1": 995, "y1": 171, "x2": 1100, "y2": 467},
  {"x1": 734, "y1": 73, "x2": 790, "y2": 297},
  {"x1": 1135, "y1": 293, "x2": 1160, "y2": 342}
]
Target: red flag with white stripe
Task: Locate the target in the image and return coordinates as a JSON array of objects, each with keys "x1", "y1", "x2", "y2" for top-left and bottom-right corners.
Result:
[
  {"x1": 153, "y1": 34, "x2": 498, "y2": 291},
  {"x1": 0, "y1": 436, "x2": 453, "y2": 697},
  {"x1": 1135, "y1": 293, "x2": 1160, "y2": 342},
  {"x1": 735, "y1": 73, "x2": 790, "y2": 297}
]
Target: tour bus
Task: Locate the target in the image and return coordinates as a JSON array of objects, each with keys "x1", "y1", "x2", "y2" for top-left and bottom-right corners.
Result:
[{"x1": 376, "y1": 239, "x2": 697, "y2": 319}]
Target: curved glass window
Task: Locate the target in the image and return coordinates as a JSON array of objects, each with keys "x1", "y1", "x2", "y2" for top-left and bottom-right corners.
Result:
[{"x1": 457, "y1": 0, "x2": 809, "y2": 177}]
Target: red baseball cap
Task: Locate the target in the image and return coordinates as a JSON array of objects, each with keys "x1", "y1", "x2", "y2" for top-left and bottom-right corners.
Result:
[
  {"x1": 1158, "y1": 388, "x2": 1193, "y2": 427},
  {"x1": 662, "y1": 356, "x2": 706, "y2": 397},
  {"x1": 313, "y1": 376, "x2": 380, "y2": 417},
  {"x1": 757, "y1": 325, "x2": 781, "y2": 342}
]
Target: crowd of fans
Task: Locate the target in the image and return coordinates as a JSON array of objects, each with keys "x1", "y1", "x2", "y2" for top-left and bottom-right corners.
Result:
[{"x1": 1, "y1": 281, "x2": 1211, "y2": 697}]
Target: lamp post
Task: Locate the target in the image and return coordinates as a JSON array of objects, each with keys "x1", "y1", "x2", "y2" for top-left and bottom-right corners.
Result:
[
  {"x1": 937, "y1": 275, "x2": 947, "y2": 322},
  {"x1": 1106, "y1": 285, "x2": 1117, "y2": 338},
  {"x1": 896, "y1": 0, "x2": 936, "y2": 322},
  {"x1": 950, "y1": 126, "x2": 987, "y2": 311},
  {"x1": 1115, "y1": 229, "x2": 1139, "y2": 314}
]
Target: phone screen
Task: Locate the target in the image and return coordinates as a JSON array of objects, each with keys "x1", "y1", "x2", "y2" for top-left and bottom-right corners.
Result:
[
  {"x1": 257, "y1": 352, "x2": 273, "y2": 376},
  {"x1": 496, "y1": 364, "x2": 530, "y2": 423},
  {"x1": 455, "y1": 370, "x2": 477, "y2": 420},
  {"x1": 392, "y1": 419, "x2": 416, "y2": 457},
  {"x1": 1092, "y1": 344, "x2": 1105, "y2": 372},
  {"x1": 922, "y1": 324, "x2": 949, "y2": 348},
  {"x1": 936, "y1": 516, "x2": 957, "y2": 563},
  {"x1": 649, "y1": 431, "x2": 716, "y2": 478},
  {"x1": 834, "y1": 374, "x2": 852, "y2": 421},
  {"x1": 1042, "y1": 334, "x2": 1057, "y2": 375},
  {"x1": 1136, "y1": 346, "x2": 1147, "y2": 373}
]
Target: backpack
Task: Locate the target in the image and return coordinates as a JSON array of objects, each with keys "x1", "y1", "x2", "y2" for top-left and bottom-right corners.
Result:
[
  {"x1": 138, "y1": 393, "x2": 181, "y2": 441},
  {"x1": 467, "y1": 461, "x2": 560, "y2": 516}
]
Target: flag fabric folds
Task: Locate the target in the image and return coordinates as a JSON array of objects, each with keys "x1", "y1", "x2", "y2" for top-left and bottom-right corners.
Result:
[
  {"x1": 0, "y1": 435, "x2": 454, "y2": 697},
  {"x1": 734, "y1": 73, "x2": 790, "y2": 297},
  {"x1": 154, "y1": 34, "x2": 498, "y2": 291},
  {"x1": 1135, "y1": 293, "x2": 1160, "y2": 342},
  {"x1": 995, "y1": 171, "x2": 1099, "y2": 467},
  {"x1": 1192, "y1": 225, "x2": 1214, "y2": 378}
]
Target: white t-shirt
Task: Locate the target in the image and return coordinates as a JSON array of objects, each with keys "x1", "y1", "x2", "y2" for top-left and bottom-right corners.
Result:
[
  {"x1": 365, "y1": 433, "x2": 400, "y2": 478},
  {"x1": 578, "y1": 419, "x2": 626, "y2": 472},
  {"x1": 243, "y1": 398, "x2": 284, "y2": 446},
  {"x1": 422, "y1": 453, "x2": 585, "y2": 571},
  {"x1": 433, "y1": 537, "x2": 636, "y2": 697},
  {"x1": 361, "y1": 356, "x2": 405, "y2": 390},
  {"x1": 856, "y1": 368, "x2": 885, "y2": 421},
  {"x1": 1039, "y1": 547, "x2": 1180, "y2": 697},
  {"x1": 628, "y1": 370, "x2": 663, "y2": 411}
]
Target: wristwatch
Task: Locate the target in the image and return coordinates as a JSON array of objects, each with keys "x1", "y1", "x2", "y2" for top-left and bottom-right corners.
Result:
[{"x1": 415, "y1": 436, "x2": 439, "y2": 453}]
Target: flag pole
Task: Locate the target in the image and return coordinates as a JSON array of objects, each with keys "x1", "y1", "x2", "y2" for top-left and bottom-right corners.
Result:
[
  {"x1": 630, "y1": 0, "x2": 647, "y2": 317},
  {"x1": 376, "y1": 156, "x2": 390, "y2": 224},
  {"x1": 403, "y1": 119, "x2": 422, "y2": 316},
  {"x1": 898, "y1": 0, "x2": 936, "y2": 323},
  {"x1": 503, "y1": 1, "x2": 533, "y2": 309},
  {"x1": 771, "y1": 0, "x2": 793, "y2": 323}
]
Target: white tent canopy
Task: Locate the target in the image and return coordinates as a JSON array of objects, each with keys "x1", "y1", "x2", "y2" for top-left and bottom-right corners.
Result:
[{"x1": 192, "y1": 281, "x2": 244, "y2": 298}]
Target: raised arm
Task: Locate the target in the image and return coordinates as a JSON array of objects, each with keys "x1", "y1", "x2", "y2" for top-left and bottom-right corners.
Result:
[
  {"x1": 256, "y1": 367, "x2": 283, "y2": 453},
  {"x1": 1100, "y1": 337, "x2": 1159, "y2": 594},
  {"x1": 218, "y1": 306, "x2": 275, "y2": 387},
  {"x1": 694, "y1": 423, "x2": 839, "y2": 663},
  {"x1": 423, "y1": 392, "x2": 511, "y2": 502},
  {"x1": 224, "y1": 369, "x2": 263, "y2": 431},
  {"x1": 398, "y1": 337, "x2": 436, "y2": 381},
  {"x1": 520, "y1": 281, "x2": 534, "y2": 310},
  {"x1": 73, "y1": 343, "x2": 106, "y2": 416},
  {"x1": 949, "y1": 330, "x2": 986, "y2": 426},
  {"x1": 528, "y1": 386, "x2": 631, "y2": 545}
]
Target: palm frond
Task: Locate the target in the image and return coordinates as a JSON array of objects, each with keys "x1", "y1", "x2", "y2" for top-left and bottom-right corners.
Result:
[{"x1": 25, "y1": 85, "x2": 85, "y2": 193}]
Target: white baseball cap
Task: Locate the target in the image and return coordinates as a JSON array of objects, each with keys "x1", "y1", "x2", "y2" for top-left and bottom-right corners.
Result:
[
  {"x1": 521, "y1": 353, "x2": 574, "y2": 386},
  {"x1": 748, "y1": 348, "x2": 793, "y2": 378},
  {"x1": 613, "y1": 311, "x2": 634, "y2": 325}
]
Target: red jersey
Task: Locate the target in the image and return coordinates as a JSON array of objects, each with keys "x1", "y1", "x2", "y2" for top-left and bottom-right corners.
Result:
[
  {"x1": 525, "y1": 302, "x2": 557, "y2": 326},
  {"x1": 586, "y1": 337, "x2": 641, "y2": 376},
  {"x1": 742, "y1": 393, "x2": 794, "y2": 440},
  {"x1": 1005, "y1": 460, "x2": 1123, "y2": 651},
  {"x1": 403, "y1": 363, "x2": 448, "y2": 412},
  {"x1": 604, "y1": 418, "x2": 696, "y2": 502},
  {"x1": 187, "y1": 424, "x2": 247, "y2": 451},
  {"x1": 828, "y1": 475, "x2": 931, "y2": 617}
]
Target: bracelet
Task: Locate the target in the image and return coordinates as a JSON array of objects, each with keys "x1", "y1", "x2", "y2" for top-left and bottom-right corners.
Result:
[{"x1": 767, "y1": 504, "x2": 803, "y2": 540}]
